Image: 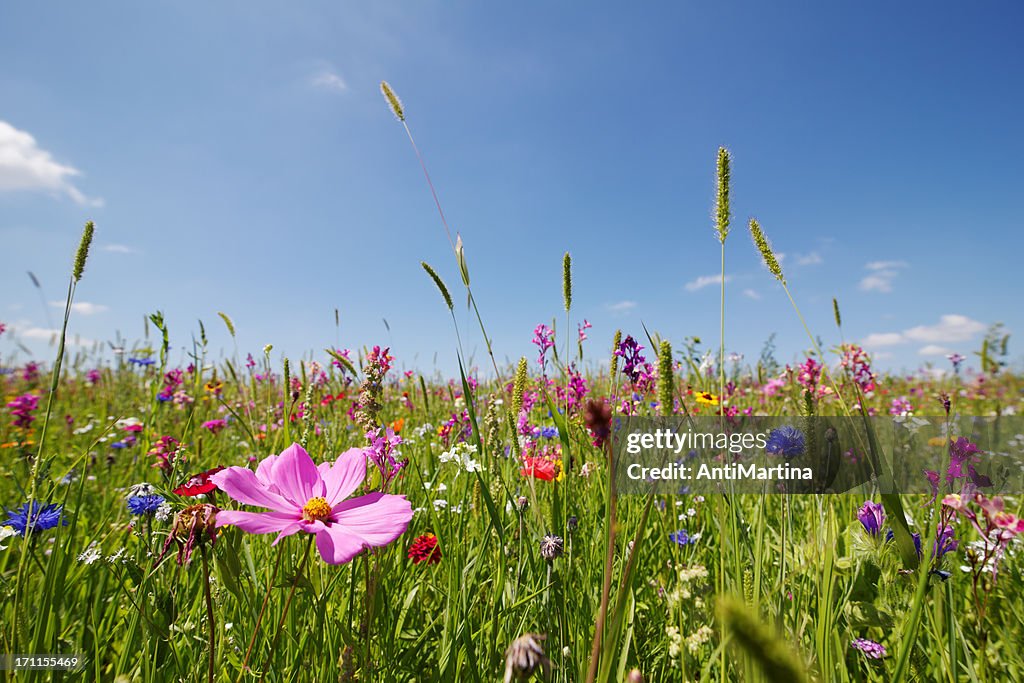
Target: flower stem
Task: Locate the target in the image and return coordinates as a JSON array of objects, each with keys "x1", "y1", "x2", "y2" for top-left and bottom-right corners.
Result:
[
  {"x1": 261, "y1": 536, "x2": 314, "y2": 681},
  {"x1": 201, "y1": 545, "x2": 216, "y2": 683},
  {"x1": 238, "y1": 545, "x2": 284, "y2": 682}
]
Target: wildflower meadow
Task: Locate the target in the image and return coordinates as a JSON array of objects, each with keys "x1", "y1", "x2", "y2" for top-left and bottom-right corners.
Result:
[{"x1": 3, "y1": 84, "x2": 1024, "y2": 683}]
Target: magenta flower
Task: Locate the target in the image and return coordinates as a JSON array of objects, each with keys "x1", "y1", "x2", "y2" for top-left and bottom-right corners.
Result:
[{"x1": 211, "y1": 443, "x2": 412, "y2": 565}]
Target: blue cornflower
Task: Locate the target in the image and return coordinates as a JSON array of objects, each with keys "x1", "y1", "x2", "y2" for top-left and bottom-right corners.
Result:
[
  {"x1": 765, "y1": 426, "x2": 805, "y2": 458},
  {"x1": 110, "y1": 441, "x2": 129, "y2": 449},
  {"x1": 885, "y1": 528, "x2": 923, "y2": 558},
  {"x1": 540, "y1": 426, "x2": 558, "y2": 439},
  {"x1": 127, "y1": 495, "x2": 165, "y2": 516},
  {"x1": 4, "y1": 501, "x2": 67, "y2": 536},
  {"x1": 128, "y1": 357, "x2": 156, "y2": 366},
  {"x1": 669, "y1": 529, "x2": 697, "y2": 546}
]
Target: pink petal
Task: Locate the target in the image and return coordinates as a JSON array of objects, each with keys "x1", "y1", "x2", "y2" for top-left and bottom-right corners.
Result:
[
  {"x1": 331, "y1": 492, "x2": 413, "y2": 546},
  {"x1": 255, "y1": 454, "x2": 280, "y2": 487},
  {"x1": 271, "y1": 443, "x2": 326, "y2": 505},
  {"x1": 215, "y1": 509, "x2": 299, "y2": 533},
  {"x1": 315, "y1": 525, "x2": 367, "y2": 565},
  {"x1": 271, "y1": 520, "x2": 309, "y2": 545},
  {"x1": 210, "y1": 467, "x2": 296, "y2": 512},
  {"x1": 320, "y1": 448, "x2": 369, "y2": 506}
]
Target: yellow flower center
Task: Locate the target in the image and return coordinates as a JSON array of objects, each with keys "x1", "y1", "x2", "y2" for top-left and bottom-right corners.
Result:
[{"x1": 302, "y1": 496, "x2": 332, "y2": 522}]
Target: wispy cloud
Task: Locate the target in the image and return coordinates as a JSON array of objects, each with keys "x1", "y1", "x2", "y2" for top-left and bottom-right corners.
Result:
[
  {"x1": 102, "y1": 243, "x2": 135, "y2": 254},
  {"x1": 861, "y1": 314, "x2": 986, "y2": 350},
  {"x1": 903, "y1": 315, "x2": 986, "y2": 343},
  {"x1": 49, "y1": 301, "x2": 108, "y2": 315},
  {"x1": 918, "y1": 344, "x2": 953, "y2": 356},
  {"x1": 742, "y1": 288, "x2": 761, "y2": 300},
  {"x1": 310, "y1": 69, "x2": 348, "y2": 92},
  {"x1": 685, "y1": 274, "x2": 732, "y2": 292},
  {"x1": 859, "y1": 260, "x2": 908, "y2": 293},
  {"x1": 866, "y1": 260, "x2": 909, "y2": 271},
  {"x1": 862, "y1": 332, "x2": 905, "y2": 347},
  {"x1": 606, "y1": 300, "x2": 637, "y2": 313},
  {"x1": 14, "y1": 324, "x2": 93, "y2": 346},
  {"x1": 795, "y1": 252, "x2": 822, "y2": 266},
  {"x1": 0, "y1": 120, "x2": 103, "y2": 207}
]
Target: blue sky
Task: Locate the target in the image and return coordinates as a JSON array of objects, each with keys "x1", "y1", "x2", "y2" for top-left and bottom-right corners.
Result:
[{"x1": 1, "y1": 2, "x2": 1022, "y2": 378}]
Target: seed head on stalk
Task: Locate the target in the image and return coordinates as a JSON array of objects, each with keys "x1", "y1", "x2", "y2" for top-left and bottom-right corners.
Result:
[{"x1": 714, "y1": 148, "x2": 731, "y2": 244}]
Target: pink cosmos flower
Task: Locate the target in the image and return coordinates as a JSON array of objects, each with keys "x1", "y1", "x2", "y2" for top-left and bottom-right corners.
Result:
[{"x1": 210, "y1": 443, "x2": 413, "y2": 565}]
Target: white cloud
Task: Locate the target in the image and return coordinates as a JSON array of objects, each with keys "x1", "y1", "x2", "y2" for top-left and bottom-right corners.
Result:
[
  {"x1": 311, "y1": 69, "x2": 348, "y2": 92},
  {"x1": 49, "y1": 301, "x2": 108, "y2": 315},
  {"x1": 859, "y1": 273, "x2": 897, "y2": 292},
  {"x1": 685, "y1": 274, "x2": 732, "y2": 292},
  {"x1": 859, "y1": 260, "x2": 908, "y2": 293},
  {"x1": 862, "y1": 332, "x2": 905, "y2": 347},
  {"x1": 795, "y1": 252, "x2": 822, "y2": 266},
  {"x1": 0, "y1": 120, "x2": 103, "y2": 206},
  {"x1": 918, "y1": 344, "x2": 953, "y2": 356},
  {"x1": 742, "y1": 288, "x2": 761, "y2": 300},
  {"x1": 866, "y1": 260, "x2": 909, "y2": 271},
  {"x1": 102, "y1": 244, "x2": 135, "y2": 254},
  {"x1": 862, "y1": 314, "x2": 986, "y2": 350},
  {"x1": 606, "y1": 300, "x2": 636, "y2": 313},
  {"x1": 872, "y1": 351, "x2": 894, "y2": 361},
  {"x1": 14, "y1": 324, "x2": 93, "y2": 346},
  {"x1": 903, "y1": 314, "x2": 985, "y2": 344}
]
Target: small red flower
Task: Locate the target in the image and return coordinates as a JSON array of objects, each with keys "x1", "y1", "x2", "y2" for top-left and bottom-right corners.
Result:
[
  {"x1": 408, "y1": 533, "x2": 441, "y2": 565},
  {"x1": 520, "y1": 456, "x2": 561, "y2": 482},
  {"x1": 174, "y1": 466, "x2": 226, "y2": 496}
]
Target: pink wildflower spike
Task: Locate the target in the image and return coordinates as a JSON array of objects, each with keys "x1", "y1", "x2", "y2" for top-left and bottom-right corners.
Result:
[{"x1": 211, "y1": 443, "x2": 413, "y2": 565}]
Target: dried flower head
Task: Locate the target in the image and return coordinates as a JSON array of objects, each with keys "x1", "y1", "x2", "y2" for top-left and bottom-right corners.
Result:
[
  {"x1": 156, "y1": 503, "x2": 219, "y2": 566},
  {"x1": 503, "y1": 633, "x2": 551, "y2": 683},
  {"x1": 539, "y1": 534, "x2": 564, "y2": 561}
]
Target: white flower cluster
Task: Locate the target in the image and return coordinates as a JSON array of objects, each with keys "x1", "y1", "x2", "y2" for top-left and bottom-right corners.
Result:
[{"x1": 439, "y1": 442, "x2": 483, "y2": 474}]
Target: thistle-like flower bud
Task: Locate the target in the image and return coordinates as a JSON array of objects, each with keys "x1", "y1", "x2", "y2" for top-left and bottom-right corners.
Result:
[
  {"x1": 539, "y1": 534, "x2": 564, "y2": 561},
  {"x1": 503, "y1": 634, "x2": 551, "y2": 683},
  {"x1": 748, "y1": 218, "x2": 785, "y2": 283},
  {"x1": 73, "y1": 221, "x2": 95, "y2": 282},
  {"x1": 380, "y1": 81, "x2": 405, "y2": 122}
]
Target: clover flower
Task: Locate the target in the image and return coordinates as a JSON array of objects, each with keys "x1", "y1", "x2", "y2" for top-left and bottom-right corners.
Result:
[{"x1": 851, "y1": 638, "x2": 886, "y2": 659}]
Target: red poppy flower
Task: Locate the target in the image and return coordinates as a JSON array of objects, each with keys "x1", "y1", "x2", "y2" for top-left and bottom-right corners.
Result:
[
  {"x1": 174, "y1": 466, "x2": 226, "y2": 496},
  {"x1": 520, "y1": 456, "x2": 560, "y2": 482}
]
